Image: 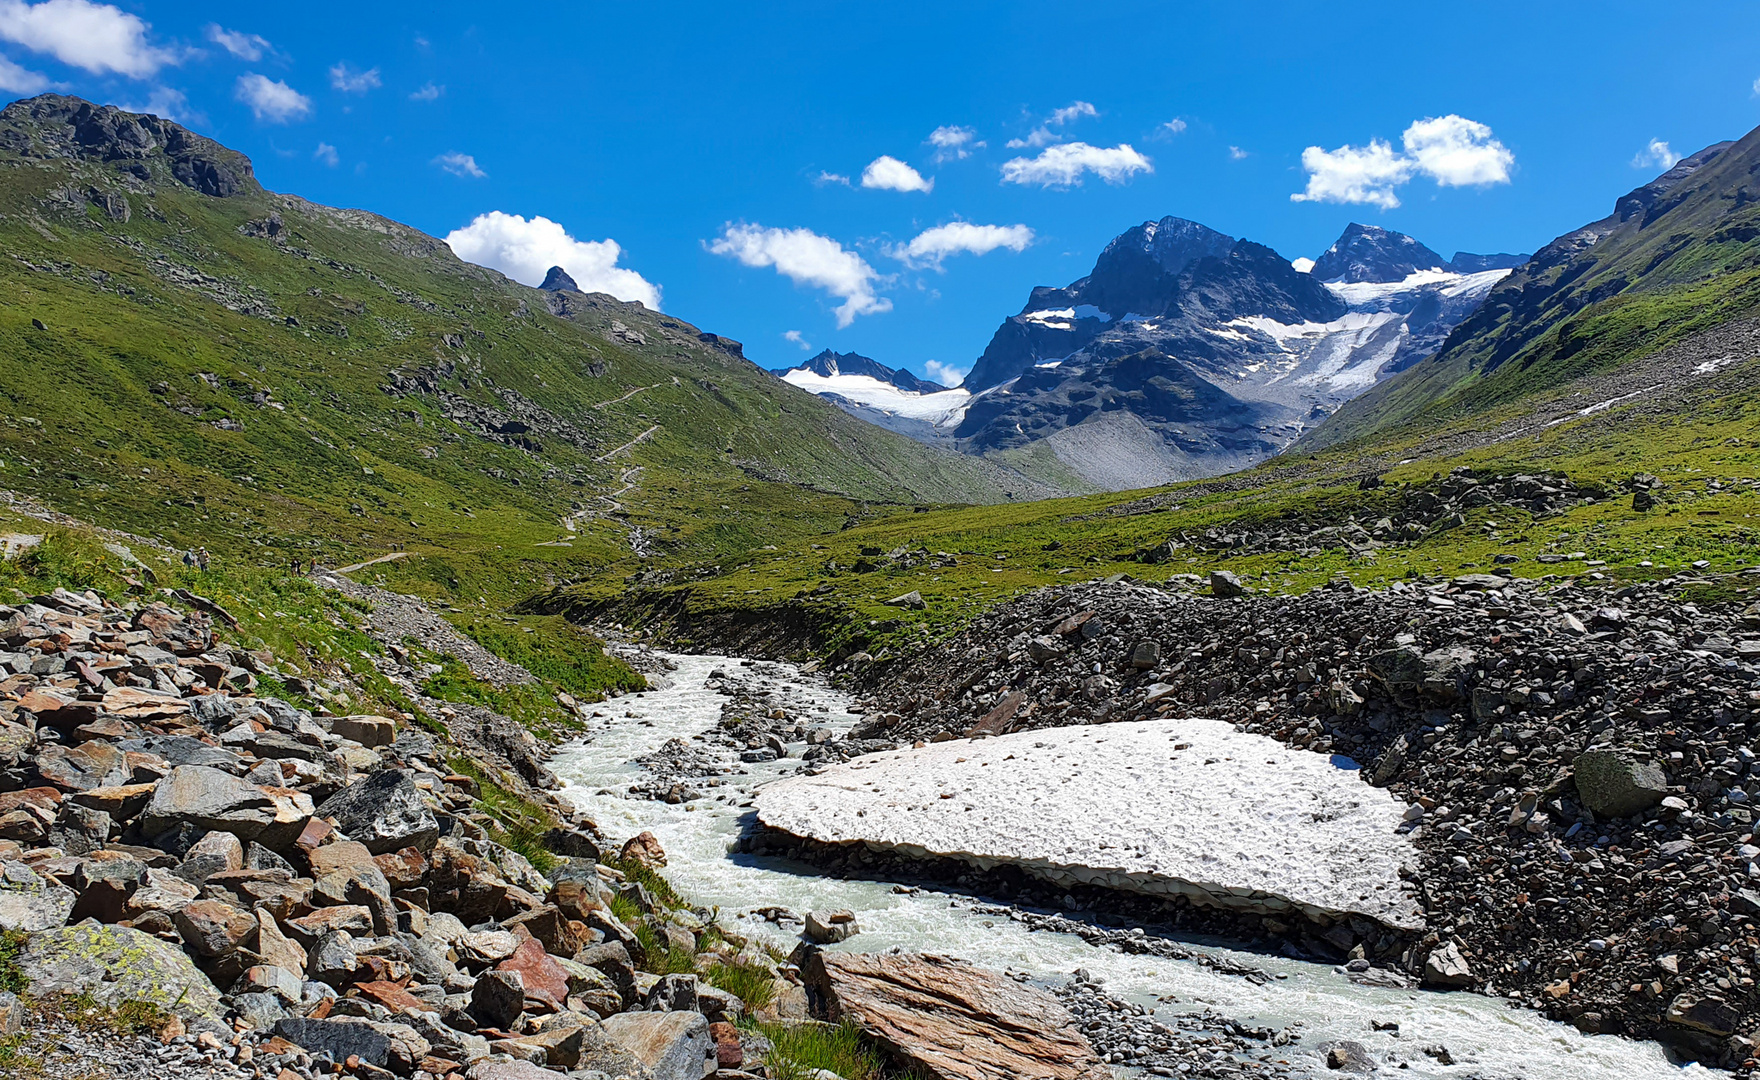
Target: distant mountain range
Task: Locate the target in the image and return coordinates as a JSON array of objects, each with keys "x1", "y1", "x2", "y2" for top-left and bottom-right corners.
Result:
[{"x1": 774, "y1": 219, "x2": 1529, "y2": 490}]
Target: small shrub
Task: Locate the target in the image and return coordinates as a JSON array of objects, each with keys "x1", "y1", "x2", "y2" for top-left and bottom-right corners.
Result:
[
  {"x1": 749, "y1": 1019, "x2": 884, "y2": 1080},
  {"x1": 0, "y1": 930, "x2": 26, "y2": 993}
]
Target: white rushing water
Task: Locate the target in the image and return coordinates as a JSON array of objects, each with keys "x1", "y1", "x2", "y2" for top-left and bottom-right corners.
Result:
[{"x1": 551, "y1": 651, "x2": 1719, "y2": 1079}]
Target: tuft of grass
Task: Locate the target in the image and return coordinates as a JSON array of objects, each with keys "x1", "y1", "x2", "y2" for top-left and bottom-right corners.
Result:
[
  {"x1": 703, "y1": 957, "x2": 777, "y2": 1011},
  {"x1": 0, "y1": 930, "x2": 26, "y2": 993},
  {"x1": 743, "y1": 1019, "x2": 885, "y2": 1080}
]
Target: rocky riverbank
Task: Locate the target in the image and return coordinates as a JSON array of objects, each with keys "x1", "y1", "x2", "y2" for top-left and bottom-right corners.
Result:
[
  {"x1": 0, "y1": 586, "x2": 841, "y2": 1080},
  {"x1": 835, "y1": 570, "x2": 1760, "y2": 1068}
]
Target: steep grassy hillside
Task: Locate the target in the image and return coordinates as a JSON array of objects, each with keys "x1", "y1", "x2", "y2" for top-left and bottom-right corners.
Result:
[
  {"x1": 0, "y1": 95, "x2": 1048, "y2": 609},
  {"x1": 1307, "y1": 127, "x2": 1760, "y2": 451}
]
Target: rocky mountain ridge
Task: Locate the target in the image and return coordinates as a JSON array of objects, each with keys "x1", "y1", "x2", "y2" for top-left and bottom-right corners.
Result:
[{"x1": 784, "y1": 215, "x2": 1522, "y2": 492}]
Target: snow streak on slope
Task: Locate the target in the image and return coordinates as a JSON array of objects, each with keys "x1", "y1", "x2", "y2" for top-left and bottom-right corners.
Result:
[{"x1": 778, "y1": 369, "x2": 972, "y2": 425}]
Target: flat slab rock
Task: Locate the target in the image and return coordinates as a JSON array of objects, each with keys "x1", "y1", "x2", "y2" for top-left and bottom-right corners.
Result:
[
  {"x1": 802, "y1": 951, "x2": 1109, "y2": 1080},
  {"x1": 757, "y1": 718, "x2": 1422, "y2": 929}
]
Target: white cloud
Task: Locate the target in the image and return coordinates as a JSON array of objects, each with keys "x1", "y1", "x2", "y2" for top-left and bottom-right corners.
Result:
[
  {"x1": 814, "y1": 170, "x2": 850, "y2": 186},
  {"x1": 1009, "y1": 100, "x2": 1098, "y2": 148},
  {"x1": 409, "y1": 81, "x2": 443, "y2": 101},
  {"x1": 445, "y1": 211, "x2": 661, "y2": 311},
  {"x1": 1752, "y1": 75, "x2": 1760, "y2": 96},
  {"x1": 206, "y1": 24, "x2": 268, "y2": 61},
  {"x1": 314, "y1": 141, "x2": 338, "y2": 167},
  {"x1": 1048, "y1": 100, "x2": 1097, "y2": 127},
  {"x1": 235, "y1": 73, "x2": 311, "y2": 123},
  {"x1": 888, "y1": 222, "x2": 1033, "y2": 269},
  {"x1": 0, "y1": 52, "x2": 49, "y2": 92},
  {"x1": 1161, "y1": 118, "x2": 1187, "y2": 135},
  {"x1": 329, "y1": 62, "x2": 380, "y2": 93},
  {"x1": 118, "y1": 85, "x2": 194, "y2": 122},
  {"x1": 1631, "y1": 137, "x2": 1681, "y2": 171},
  {"x1": 927, "y1": 124, "x2": 982, "y2": 162},
  {"x1": 1291, "y1": 257, "x2": 1315, "y2": 274},
  {"x1": 783, "y1": 329, "x2": 811, "y2": 351},
  {"x1": 923, "y1": 359, "x2": 966, "y2": 387},
  {"x1": 1402, "y1": 114, "x2": 1513, "y2": 187},
  {"x1": 433, "y1": 151, "x2": 485, "y2": 178},
  {"x1": 1228, "y1": 145, "x2": 1249, "y2": 160},
  {"x1": 0, "y1": 0, "x2": 175, "y2": 77},
  {"x1": 1290, "y1": 138, "x2": 1410, "y2": 209},
  {"x1": 1000, "y1": 142, "x2": 1151, "y2": 188},
  {"x1": 860, "y1": 155, "x2": 933, "y2": 193},
  {"x1": 708, "y1": 222, "x2": 891, "y2": 328},
  {"x1": 1291, "y1": 115, "x2": 1513, "y2": 209}
]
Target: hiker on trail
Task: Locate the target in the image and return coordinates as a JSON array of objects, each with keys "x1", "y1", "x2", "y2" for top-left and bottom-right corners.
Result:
[
  {"x1": 182, "y1": 550, "x2": 196, "y2": 568},
  {"x1": 196, "y1": 547, "x2": 210, "y2": 571}
]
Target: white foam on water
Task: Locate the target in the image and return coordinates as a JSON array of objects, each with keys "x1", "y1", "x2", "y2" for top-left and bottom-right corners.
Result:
[{"x1": 550, "y1": 651, "x2": 1722, "y2": 1079}]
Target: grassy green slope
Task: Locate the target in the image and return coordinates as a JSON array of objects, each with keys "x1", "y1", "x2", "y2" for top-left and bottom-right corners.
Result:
[
  {"x1": 0, "y1": 96, "x2": 1047, "y2": 606},
  {"x1": 1306, "y1": 125, "x2": 1760, "y2": 452}
]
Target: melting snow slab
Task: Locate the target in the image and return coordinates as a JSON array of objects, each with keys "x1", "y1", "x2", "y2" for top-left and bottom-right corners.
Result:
[{"x1": 756, "y1": 718, "x2": 1423, "y2": 930}]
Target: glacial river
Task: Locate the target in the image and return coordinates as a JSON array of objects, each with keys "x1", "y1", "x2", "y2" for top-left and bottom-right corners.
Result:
[{"x1": 550, "y1": 651, "x2": 1719, "y2": 1079}]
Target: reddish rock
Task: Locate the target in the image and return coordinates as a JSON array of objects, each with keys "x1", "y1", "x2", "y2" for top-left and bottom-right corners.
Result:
[
  {"x1": 174, "y1": 899, "x2": 258, "y2": 958},
  {"x1": 373, "y1": 846, "x2": 428, "y2": 891},
  {"x1": 548, "y1": 878, "x2": 604, "y2": 922},
  {"x1": 618, "y1": 831, "x2": 666, "y2": 868},
  {"x1": 709, "y1": 1021, "x2": 743, "y2": 1068},
  {"x1": 353, "y1": 980, "x2": 424, "y2": 1013},
  {"x1": 496, "y1": 937, "x2": 569, "y2": 1012}
]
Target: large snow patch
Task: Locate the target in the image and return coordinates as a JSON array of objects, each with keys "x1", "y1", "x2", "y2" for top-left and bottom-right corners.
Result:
[{"x1": 755, "y1": 718, "x2": 1424, "y2": 930}]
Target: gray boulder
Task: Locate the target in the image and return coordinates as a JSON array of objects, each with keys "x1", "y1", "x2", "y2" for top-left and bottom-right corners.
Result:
[
  {"x1": 314, "y1": 770, "x2": 439, "y2": 854},
  {"x1": 1574, "y1": 750, "x2": 1669, "y2": 818},
  {"x1": 1209, "y1": 569, "x2": 1244, "y2": 597},
  {"x1": 140, "y1": 765, "x2": 313, "y2": 849},
  {"x1": 16, "y1": 923, "x2": 225, "y2": 1020},
  {"x1": 273, "y1": 1017, "x2": 393, "y2": 1068},
  {"x1": 600, "y1": 1010, "x2": 715, "y2": 1080},
  {"x1": 0, "y1": 860, "x2": 75, "y2": 931},
  {"x1": 1422, "y1": 941, "x2": 1475, "y2": 988}
]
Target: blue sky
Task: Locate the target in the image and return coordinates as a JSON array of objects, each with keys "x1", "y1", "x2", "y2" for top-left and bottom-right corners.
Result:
[{"x1": 3, "y1": 0, "x2": 1758, "y2": 385}]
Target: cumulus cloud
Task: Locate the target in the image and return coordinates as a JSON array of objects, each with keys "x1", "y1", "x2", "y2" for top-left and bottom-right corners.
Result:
[
  {"x1": 1000, "y1": 142, "x2": 1151, "y2": 188},
  {"x1": 1631, "y1": 137, "x2": 1682, "y2": 171},
  {"x1": 1292, "y1": 115, "x2": 1513, "y2": 209},
  {"x1": 708, "y1": 222, "x2": 890, "y2": 328},
  {"x1": 888, "y1": 222, "x2": 1033, "y2": 269},
  {"x1": 0, "y1": 52, "x2": 49, "y2": 92},
  {"x1": 1291, "y1": 138, "x2": 1410, "y2": 209},
  {"x1": 927, "y1": 124, "x2": 982, "y2": 162},
  {"x1": 409, "y1": 81, "x2": 443, "y2": 102},
  {"x1": 1161, "y1": 118, "x2": 1187, "y2": 136},
  {"x1": 235, "y1": 73, "x2": 311, "y2": 123},
  {"x1": 1291, "y1": 257, "x2": 1315, "y2": 274},
  {"x1": 1009, "y1": 100, "x2": 1098, "y2": 148},
  {"x1": 860, "y1": 155, "x2": 933, "y2": 193},
  {"x1": 206, "y1": 24, "x2": 268, "y2": 61},
  {"x1": 433, "y1": 151, "x2": 485, "y2": 178},
  {"x1": 1402, "y1": 115, "x2": 1514, "y2": 187},
  {"x1": 0, "y1": 0, "x2": 175, "y2": 77},
  {"x1": 783, "y1": 329, "x2": 811, "y2": 351},
  {"x1": 329, "y1": 62, "x2": 380, "y2": 93},
  {"x1": 1228, "y1": 145, "x2": 1249, "y2": 160},
  {"x1": 314, "y1": 141, "x2": 338, "y2": 167},
  {"x1": 923, "y1": 359, "x2": 966, "y2": 387},
  {"x1": 814, "y1": 170, "x2": 850, "y2": 186},
  {"x1": 445, "y1": 211, "x2": 661, "y2": 311}
]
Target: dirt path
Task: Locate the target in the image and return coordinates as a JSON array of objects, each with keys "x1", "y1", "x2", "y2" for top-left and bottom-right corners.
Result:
[
  {"x1": 594, "y1": 424, "x2": 660, "y2": 463},
  {"x1": 332, "y1": 550, "x2": 411, "y2": 574}
]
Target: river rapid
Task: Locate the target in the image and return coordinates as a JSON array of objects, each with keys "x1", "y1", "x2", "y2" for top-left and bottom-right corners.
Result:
[{"x1": 550, "y1": 651, "x2": 1720, "y2": 1080}]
